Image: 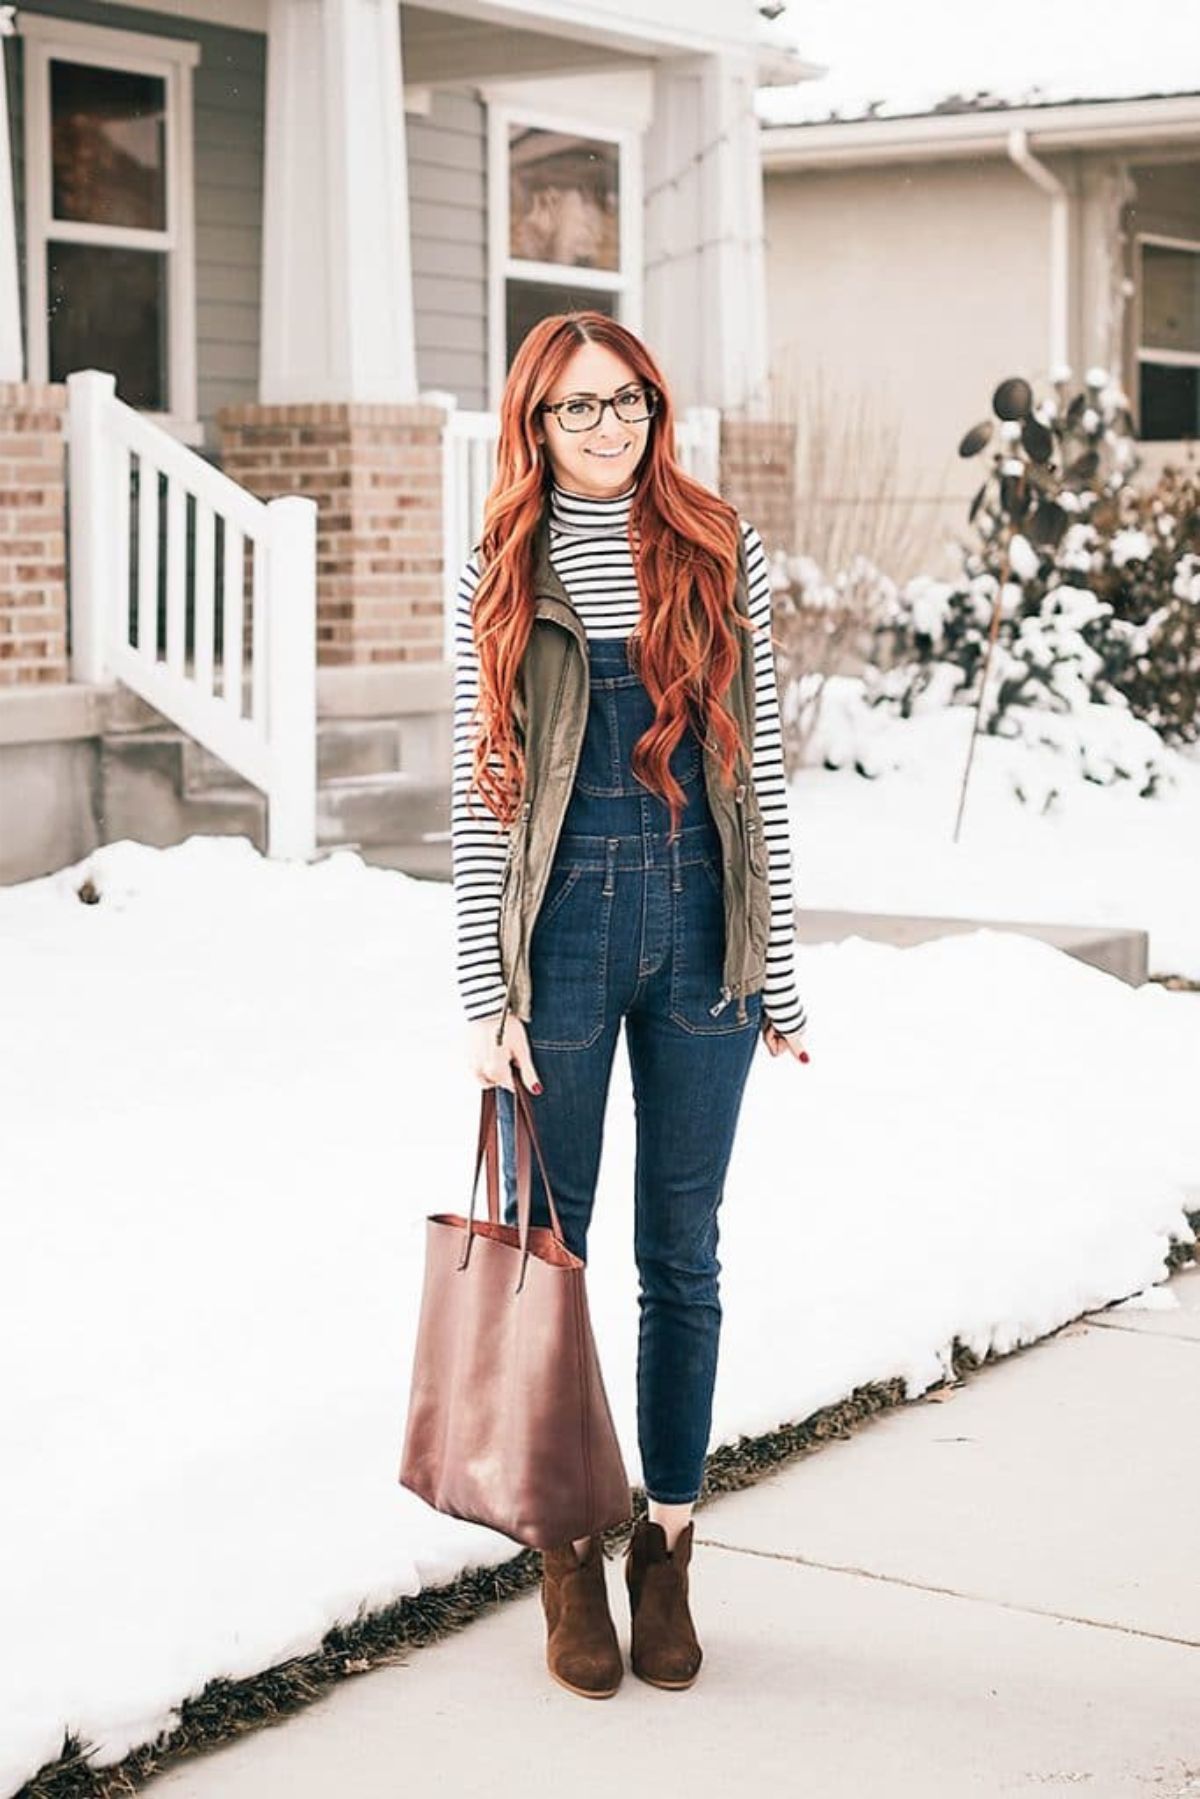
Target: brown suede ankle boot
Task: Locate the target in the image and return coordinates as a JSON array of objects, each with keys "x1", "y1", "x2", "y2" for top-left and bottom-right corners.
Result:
[
  {"x1": 624, "y1": 1517, "x2": 703, "y2": 1689},
  {"x1": 539, "y1": 1533, "x2": 624, "y2": 1699}
]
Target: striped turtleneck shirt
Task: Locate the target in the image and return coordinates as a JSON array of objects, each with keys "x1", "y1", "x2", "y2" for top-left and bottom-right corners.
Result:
[{"x1": 450, "y1": 478, "x2": 808, "y2": 1037}]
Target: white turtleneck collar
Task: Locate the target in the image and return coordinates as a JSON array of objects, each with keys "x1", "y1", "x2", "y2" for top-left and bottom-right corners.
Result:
[{"x1": 548, "y1": 476, "x2": 636, "y2": 539}]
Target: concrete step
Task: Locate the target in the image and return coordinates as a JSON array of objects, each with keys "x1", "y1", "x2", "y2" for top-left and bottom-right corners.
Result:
[
  {"x1": 316, "y1": 771, "x2": 450, "y2": 846},
  {"x1": 104, "y1": 726, "x2": 452, "y2": 861},
  {"x1": 99, "y1": 732, "x2": 266, "y2": 853},
  {"x1": 182, "y1": 719, "x2": 406, "y2": 792},
  {"x1": 353, "y1": 838, "x2": 452, "y2": 881}
]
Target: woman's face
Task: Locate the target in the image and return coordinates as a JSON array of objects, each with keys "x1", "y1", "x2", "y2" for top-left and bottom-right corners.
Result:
[{"x1": 534, "y1": 341, "x2": 654, "y2": 499}]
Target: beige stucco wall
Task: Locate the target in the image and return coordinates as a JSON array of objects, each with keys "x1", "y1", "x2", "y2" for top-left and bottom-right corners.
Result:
[{"x1": 761, "y1": 148, "x2": 1143, "y2": 581}]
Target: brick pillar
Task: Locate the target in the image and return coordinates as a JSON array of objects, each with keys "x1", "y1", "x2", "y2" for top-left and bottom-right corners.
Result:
[
  {"x1": 719, "y1": 417, "x2": 796, "y2": 555},
  {"x1": 0, "y1": 383, "x2": 68, "y2": 687},
  {"x1": 216, "y1": 401, "x2": 445, "y2": 666}
]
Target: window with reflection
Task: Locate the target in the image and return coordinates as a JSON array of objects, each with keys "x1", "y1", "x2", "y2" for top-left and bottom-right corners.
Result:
[
  {"x1": 508, "y1": 126, "x2": 619, "y2": 271},
  {"x1": 25, "y1": 34, "x2": 183, "y2": 416},
  {"x1": 498, "y1": 117, "x2": 630, "y2": 383},
  {"x1": 506, "y1": 280, "x2": 616, "y2": 372},
  {"x1": 47, "y1": 242, "x2": 167, "y2": 409},
  {"x1": 50, "y1": 61, "x2": 167, "y2": 229},
  {"x1": 1137, "y1": 240, "x2": 1200, "y2": 441}
]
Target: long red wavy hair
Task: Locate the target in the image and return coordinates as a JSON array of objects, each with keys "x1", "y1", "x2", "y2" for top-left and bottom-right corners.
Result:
[{"x1": 466, "y1": 311, "x2": 754, "y2": 842}]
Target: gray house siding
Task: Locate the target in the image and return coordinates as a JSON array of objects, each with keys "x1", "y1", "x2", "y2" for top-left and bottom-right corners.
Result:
[
  {"x1": 5, "y1": 0, "x2": 264, "y2": 447},
  {"x1": 406, "y1": 85, "x2": 488, "y2": 409},
  {"x1": 5, "y1": 7, "x2": 488, "y2": 424},
  {"x1": 191, "y1": 38, "x2": 265, "y2": 436}
]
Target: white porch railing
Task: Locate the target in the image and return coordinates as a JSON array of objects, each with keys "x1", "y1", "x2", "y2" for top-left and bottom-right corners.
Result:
[
  {"x1": 673, "y1": 404, "x2": 721, "y2": 494},
  {"x1": 439, "y1": 400, "x2": 499, "y2": 660},
  {"x1": 67, "y1": 369, "x2": 318, "y2": 860},
  {"x1": 436, "y1": 398, "x2": 723, "y2": 659}
]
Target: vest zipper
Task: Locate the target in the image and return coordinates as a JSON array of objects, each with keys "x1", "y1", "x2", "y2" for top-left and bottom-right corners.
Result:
[
  {"x1": 737, "y1": 778, "x2": 751, "y2": 1020},
  {"x1": 709, "y1": 778, "x2": 750, "y2": 1018}
]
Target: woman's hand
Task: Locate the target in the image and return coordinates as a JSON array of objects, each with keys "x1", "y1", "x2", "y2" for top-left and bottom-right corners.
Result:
[
  {"x1": 760, "y1": 1018, "x2": 810, "y2": 1062},
  {"x1": 468, "y1": 1012, "x2": 543, "y2": 1094}
]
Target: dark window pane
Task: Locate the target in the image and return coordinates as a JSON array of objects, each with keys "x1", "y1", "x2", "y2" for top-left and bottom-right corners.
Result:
[
  {"x1": 51, "y1": 59, "x2": 166, "y2": 230},
  {"x1": 506, "y1": 279, "x2": 616, "y2": 370},
  {"x1": 1141, "y1": 243, "x2": 1200, "y2": 357},
  {"x1": 508, "y1": 126, "x2": 619, "y2": 270},
  {"x1": 1139, "y1": 361, "x2": 1200, "y2": 441},
  {"x1": 48, "y1": 242, "x2": 168, "y2": 410}
]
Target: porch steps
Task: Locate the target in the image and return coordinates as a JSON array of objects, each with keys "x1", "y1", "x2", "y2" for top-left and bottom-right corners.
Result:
[{"x1": 98, "y1": 717, "x2": 452, "y2": 879}]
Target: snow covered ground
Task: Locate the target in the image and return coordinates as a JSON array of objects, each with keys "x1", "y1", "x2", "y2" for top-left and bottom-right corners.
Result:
[
  {"x1": 2, "y1": 734, "x2": 1198, "y2": 1792},
  {"x1": 799, "y1": 681, "x2": 1200, "y2": 980}
]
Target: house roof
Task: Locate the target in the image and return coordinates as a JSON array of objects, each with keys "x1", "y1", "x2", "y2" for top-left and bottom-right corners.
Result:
[{"x1": 759, "y1": 91, "x2": 1200, "y2": 170}]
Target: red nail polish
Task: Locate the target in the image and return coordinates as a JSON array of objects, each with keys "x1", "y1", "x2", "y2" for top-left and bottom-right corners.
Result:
[
  {"x1": 799, "y1": 1051, "x2": 810, "y2": 1063},
  {"x1": 532, "y1": 1082, "x2": 543, "y2": 1094}
]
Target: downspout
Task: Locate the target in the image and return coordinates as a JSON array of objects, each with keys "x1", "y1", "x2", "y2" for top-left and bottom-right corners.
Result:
[{"x1": 1006, "y1": 127, "x2": 1070, "y2": 375}]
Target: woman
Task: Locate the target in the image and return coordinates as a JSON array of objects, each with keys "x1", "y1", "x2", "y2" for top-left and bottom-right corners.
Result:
[{"x1": 451, "y1": 311, "x2": 810, "y2": 1699}]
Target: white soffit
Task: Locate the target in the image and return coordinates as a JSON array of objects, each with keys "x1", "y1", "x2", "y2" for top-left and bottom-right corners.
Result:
[{"x1": 477, "y1": 65, "x2": 654, "y2": 130}]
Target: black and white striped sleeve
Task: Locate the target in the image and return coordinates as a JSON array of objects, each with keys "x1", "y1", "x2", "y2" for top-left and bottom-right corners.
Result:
[
  {"x1": 742, "y1": 519, "x2": 808, "y2": 1037},
  {"x1": 450, "y1": 551, "x2": 511, "y2": 1022}
]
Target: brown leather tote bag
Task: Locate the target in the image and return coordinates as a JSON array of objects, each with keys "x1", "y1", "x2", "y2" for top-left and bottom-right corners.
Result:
[{"x1": 398, "y1": 1070, "x2": 633, "y2": 1549}]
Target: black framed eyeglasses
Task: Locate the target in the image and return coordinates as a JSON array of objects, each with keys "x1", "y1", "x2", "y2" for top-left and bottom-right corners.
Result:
[{"x1": 538, "y1": 383, "x2": 659, "y2": 433}]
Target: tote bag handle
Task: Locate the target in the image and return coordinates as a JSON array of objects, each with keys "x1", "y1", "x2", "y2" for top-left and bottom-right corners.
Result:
[{"x1": 459, "y1": 1071, "x2": 569, "y2": 1292}]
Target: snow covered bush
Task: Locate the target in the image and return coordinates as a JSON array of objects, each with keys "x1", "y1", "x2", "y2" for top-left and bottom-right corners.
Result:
[
  {"x1": 1093, "y1": 462, "x2": 1200, "y2": 744},
  {"x1": 869, "y1": 370, "x2": 1200, "y2": 763},
  {"x1": 768, "y1": 547, "x2": 900, "y2": 776}
]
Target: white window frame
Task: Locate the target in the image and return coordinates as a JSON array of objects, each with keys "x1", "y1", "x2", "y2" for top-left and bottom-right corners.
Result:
[
  {"x1": 485, "y1": 98, "x2": 643, "y2": 411},
  {"x1": 20, "y1": 12, "x2": 201, "y2": 444},
  {"x1": 1133, "y1": 229, "x2": 1200, "y2": 441}
]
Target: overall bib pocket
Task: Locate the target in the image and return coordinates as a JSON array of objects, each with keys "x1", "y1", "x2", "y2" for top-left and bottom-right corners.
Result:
[
  {"x1": 668, "y1": 855, "x2": 761, "y2": 1035},
  {"x1": 528, "y1": 862, "x2": 613, "y2": 1050}
]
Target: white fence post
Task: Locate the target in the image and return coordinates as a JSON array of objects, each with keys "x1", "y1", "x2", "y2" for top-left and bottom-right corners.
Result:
[
  {"x1": 264, "y1": 494, "x2": 317, "y2": 860},
  {"x1": 67, "y1": 369, "x2": 118, "y2": 684},
  {"x1": 439, "y1": 405, "x2": 501, "y2": 659},
  {"x1": 679, "y1": 404, "x2": 722, "y2": 494}
]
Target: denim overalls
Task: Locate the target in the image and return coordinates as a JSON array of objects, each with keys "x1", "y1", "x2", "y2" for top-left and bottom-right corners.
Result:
[{"x1": 495, "y1": 633, "x2": 762, "y2": 1507}]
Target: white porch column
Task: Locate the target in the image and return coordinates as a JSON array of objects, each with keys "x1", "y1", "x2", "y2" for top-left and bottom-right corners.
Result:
[
  {"x1": 260, "y1": 0, "x2": 417, "y2": 403},
  {"x1": 0, "y1": 9, "x2": 24, "y2": 380},
  {"x1": 643, "y1": 50, "x2": 768, "y2": 418}
]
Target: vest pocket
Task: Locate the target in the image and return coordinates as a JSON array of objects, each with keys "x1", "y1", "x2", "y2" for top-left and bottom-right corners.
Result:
[
  {"x1": 497, "y1": 804, "x2": 529, "y2": 980},
  {"x1": 745, "y1": 810, "x2": 767, "y2": 879}
]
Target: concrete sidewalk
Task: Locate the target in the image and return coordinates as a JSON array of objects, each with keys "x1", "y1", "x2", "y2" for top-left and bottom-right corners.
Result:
[{"x1": 156, "y1": 1265, "x2": 1200, "y2": 1799}]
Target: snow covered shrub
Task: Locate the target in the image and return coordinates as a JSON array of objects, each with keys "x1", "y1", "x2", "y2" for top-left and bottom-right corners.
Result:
[
  {"x1": 1091, "y1": 461, "x2": 1200, "y2": 744},
  {"x1": 769, "y1": 548, "x2": 900, "y2": 775},
  {"x1": 869, "y1": 369, "x2": 1200, "y2": 763}
]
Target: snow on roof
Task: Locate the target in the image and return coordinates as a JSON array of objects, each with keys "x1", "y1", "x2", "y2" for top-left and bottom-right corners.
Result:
[{"x1": 755, "y1": 0, "x2": 1200, "y2": 126}]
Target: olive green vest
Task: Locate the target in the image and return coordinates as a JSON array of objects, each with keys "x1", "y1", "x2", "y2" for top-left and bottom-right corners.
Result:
[{"x1": 488, "y1": 506, "x2": 772, "y2": 1046}]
